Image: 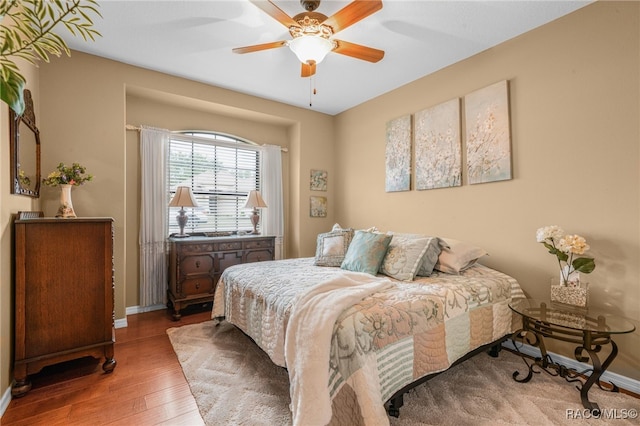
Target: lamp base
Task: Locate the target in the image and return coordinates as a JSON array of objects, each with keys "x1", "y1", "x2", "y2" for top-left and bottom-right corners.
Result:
[
  {"x1": 176, "y1": 208, "x2": 190, "y2": 237},
  {"x1": 250, "y1": 209, "x2": 260, "y2": 234}
]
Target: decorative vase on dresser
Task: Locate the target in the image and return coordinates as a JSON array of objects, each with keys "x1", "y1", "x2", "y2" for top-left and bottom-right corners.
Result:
[
  {"x1": 168, "y1": 234, "x2": 275, "y2": 320},
  {"x1": 56, "y1": 183, "x2": 76, "y2": 218},
  {"x1": 12, "y1": 216, "x2": 116, "y2": 397}
]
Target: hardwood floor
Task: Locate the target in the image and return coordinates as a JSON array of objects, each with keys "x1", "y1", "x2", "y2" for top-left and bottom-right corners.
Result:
[{"x1": 2, "y1": 304, "x2": 212, "y2": 425}]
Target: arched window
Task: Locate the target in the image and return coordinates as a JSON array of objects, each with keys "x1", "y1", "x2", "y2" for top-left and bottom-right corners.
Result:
[{"x1": 167, "y1": 132, "x2": 260, "y2": 235}]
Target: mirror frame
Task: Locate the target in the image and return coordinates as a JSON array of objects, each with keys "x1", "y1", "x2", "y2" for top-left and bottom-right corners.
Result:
[{"x1": 9, "y1": 89, "x2": 41, "y2": 198}]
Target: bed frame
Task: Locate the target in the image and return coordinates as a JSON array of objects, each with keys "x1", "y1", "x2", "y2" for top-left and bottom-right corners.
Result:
[{"x1": 385, "y1": 335, "x2": 509, "y2": 417}]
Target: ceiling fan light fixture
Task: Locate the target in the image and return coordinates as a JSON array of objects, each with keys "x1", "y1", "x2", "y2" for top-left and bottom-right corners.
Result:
[{"x1": 288, "y1": 35, "x2": 335, "y2": 64}]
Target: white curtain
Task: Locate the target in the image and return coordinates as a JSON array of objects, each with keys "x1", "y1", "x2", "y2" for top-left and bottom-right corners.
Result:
[
  {"x1": 140, "y1": 126, "x2": 170, "y2": 307},
  {"x1": 261, "y1": 145, "x2": 285, "y2": 259}
]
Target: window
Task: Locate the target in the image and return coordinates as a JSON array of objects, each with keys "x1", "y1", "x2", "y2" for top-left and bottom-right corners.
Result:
[{"x1": 167, "y1": 132, "x2": 260, "y2": 235}]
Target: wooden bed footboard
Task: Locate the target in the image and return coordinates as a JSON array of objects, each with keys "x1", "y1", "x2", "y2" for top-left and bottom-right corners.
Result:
[{"x1": 385, "y1": 335, "x2": 509, "y2": 418}]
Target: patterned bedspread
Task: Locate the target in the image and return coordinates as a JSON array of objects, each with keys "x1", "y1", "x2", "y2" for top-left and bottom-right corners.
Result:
[{"x1": 212, "y1": 257, "x2": 524, "y2": 425}]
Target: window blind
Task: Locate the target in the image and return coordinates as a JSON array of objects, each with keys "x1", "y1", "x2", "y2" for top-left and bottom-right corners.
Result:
[{"x1": 167, "y1": 132, "x2": 260, "y2": 235}]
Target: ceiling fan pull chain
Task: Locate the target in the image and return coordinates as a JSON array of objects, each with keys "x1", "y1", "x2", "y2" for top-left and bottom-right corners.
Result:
[{"x1": 309, "y1": 75, "x2": 318, "y2": 107}]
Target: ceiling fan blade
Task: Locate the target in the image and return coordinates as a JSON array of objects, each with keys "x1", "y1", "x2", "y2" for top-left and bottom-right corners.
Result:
[
  {"x1": 301, "y1": 61, "x2": 317, "y2": 78},
  {"x1": 249, "y1": 0, "x2": 298, "y2": 28},
  {"x1": 333, "y1": 40, "x2": 384, "y2": 63},
  {"x1": 232, "y1": 40, "x2": 288, "y2": 54},
  {"x1": 322, "y1": 0, "x2": 382, "y2": 34}
]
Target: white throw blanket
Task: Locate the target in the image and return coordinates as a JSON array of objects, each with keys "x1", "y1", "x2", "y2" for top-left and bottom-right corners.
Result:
[{"x1": 285, "y1": 272, "x2": 394, "y2": 426}]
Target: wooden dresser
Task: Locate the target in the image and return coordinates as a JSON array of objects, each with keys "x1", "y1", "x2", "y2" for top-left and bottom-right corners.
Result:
[
  {"x1": 12, "y1": 217, "x2": 116, "y2": 397},
  {"x1": 168, "y1": 235, "x2": 275, "y2": 320}
]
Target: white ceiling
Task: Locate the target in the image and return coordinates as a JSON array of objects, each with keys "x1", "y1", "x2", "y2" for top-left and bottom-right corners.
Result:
[{"x1": 65, "y1": 0, "x2": 590, "y2": 115}]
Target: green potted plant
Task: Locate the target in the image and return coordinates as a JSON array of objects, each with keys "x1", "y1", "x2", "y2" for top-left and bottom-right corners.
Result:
[{"x1": 0, "y1": 0, "x2": 101, "y2": 114}]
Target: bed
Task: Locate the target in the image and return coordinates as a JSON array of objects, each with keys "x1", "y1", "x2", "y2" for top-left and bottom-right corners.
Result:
[{"x1": 211, "y1": 230, "x2": 525, "y2": 426}]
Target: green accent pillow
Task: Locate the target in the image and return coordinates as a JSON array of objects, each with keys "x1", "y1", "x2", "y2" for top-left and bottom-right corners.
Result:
[
  {"x1": 341, "y1": 230, "x2": 392, "y2": 275},
  {"x1": 416, "y1": 237, "x2": 447, "y2": 277}
]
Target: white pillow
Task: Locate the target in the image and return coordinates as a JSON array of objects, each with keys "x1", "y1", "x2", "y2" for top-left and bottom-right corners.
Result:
[
  {"x1": 435, "y1": 238, "x2": 488, "y2": 274},
  {"x1": 314, "y1": 227, "x2": 354, "y2": 267}
]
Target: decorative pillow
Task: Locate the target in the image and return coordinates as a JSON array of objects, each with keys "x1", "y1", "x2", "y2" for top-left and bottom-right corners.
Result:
[
  {"x1": 314, "y1": 228, "x2": 354, "y2": 267},
  {"x1": 341, "y1": 230, "x2": 392, "y2": 275},
  {"x1": 380, "y1": 236, "x2": 439, "y2": 281},
  {"x1": 416, "y1": 237, "x2": 446, "y2": 277},
  {"x1": 435, "y1": 238, "x2": 488, "y2": 274},
  {"x1": 388, "y1": 233, "x2": 447, "y2": 277}
]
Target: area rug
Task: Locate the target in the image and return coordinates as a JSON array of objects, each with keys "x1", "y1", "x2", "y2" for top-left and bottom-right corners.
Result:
[{"x1": 167, "y1": 320, "x2": 640, "y2": 425}]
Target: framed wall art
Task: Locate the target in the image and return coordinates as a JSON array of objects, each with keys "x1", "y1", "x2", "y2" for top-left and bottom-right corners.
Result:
[
  {"x1": 310, "y1": 169, "x2": 327, "y2": 191},
  {"x1": 464, "y1": 80, "x2": 512, "y2": 184},
  {"x1": 414, "y1": 98, "x2": 461, "y2": 190},
  {"x1": 310, "y1": 196, "x2": 327, "y2": 217},
  {"x1": 385, "y1": 115, "x2": 411, "y2": 192}
]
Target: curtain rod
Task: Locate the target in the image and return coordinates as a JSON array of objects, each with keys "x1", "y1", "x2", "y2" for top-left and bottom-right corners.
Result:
[{"x1": 125, "y1": 124, "x2": 288, "y2": 152}]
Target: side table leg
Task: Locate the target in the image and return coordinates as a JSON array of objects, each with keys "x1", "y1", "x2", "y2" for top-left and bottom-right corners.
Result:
[
  {"x1": 575, "y1": 340, "x2": 618, "y2": 414},
  {"x1": 511, "y1": 329, "x2": 544, "y2": 383}
]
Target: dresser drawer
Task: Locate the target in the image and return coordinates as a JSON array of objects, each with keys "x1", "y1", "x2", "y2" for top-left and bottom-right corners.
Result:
[
  {"x1": 177, "y1": 243, "x2": 215, "y2": 254},
  {"x1": 245, "y1": 249, "x2": 273, "y2": 263},
  {"x1": 244, "y1": 239, "x2": 274, "y2": 250},
  {"x1": 180, "y1": 254, "x2": 214, "y2": 275},
  {"x1": 180, "y1": 276, "x2": 215, "y2": 296},
  {"x1": 215, "y1": 241, "x2": 242, "y2": 251}
]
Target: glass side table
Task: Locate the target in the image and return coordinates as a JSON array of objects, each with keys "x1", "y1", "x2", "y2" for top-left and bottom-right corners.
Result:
[{"x1": 508, "y1": 298, "x2": 636, "y2": 414}]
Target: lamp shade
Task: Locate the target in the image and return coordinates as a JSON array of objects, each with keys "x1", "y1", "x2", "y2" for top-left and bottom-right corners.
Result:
[
  {"x1": 169, "y1": 186, "x2": 198, "y2": 208},
  {"x1": 243, "y1": 190, "x2": 267, "y2": 209},
  {"x1": 288, "y1": 35, "x2": 334, "y2": 64}
]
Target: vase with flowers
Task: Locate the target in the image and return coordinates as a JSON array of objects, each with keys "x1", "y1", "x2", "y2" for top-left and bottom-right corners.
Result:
[
  {"x1": 42, "y1": 162, "x2": 93, "y2": 218},
  {"x1": 536, "y1": 225, "x2": 595, "y2": 307}
]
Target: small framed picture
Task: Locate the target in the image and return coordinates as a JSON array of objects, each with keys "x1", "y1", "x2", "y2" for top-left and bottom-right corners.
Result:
[
  {"x1": 310, "y1": 169, "x2": 328, "y2": 191},
  {"x1": 310, "y1": 196, "x2": 327, "y2": 217}
]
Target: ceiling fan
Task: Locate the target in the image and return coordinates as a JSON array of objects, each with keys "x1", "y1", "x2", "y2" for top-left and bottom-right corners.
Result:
[{"x1": 233, "y1": 0, "x2": 384, "y2": 78}]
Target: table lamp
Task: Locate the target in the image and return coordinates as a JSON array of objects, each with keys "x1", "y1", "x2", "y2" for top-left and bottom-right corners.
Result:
[
  {"x1": 169, "y1": 186, "x2": 198, "y2": 237},
  {"x1": 243, "y1": 190, "x2": 267, "y2": 234}
]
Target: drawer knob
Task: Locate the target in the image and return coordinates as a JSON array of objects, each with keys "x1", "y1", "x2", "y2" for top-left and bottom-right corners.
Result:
[
  {"x1": 195, "y1": 260, "x2": 201, "y2": 268},
  {"x1": 195, "y1": 282, "x2": 200, "y2": 289}
]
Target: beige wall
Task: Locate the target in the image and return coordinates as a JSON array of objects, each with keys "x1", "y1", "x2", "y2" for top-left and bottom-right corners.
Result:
[{"x1": 334, "y1": 1, "x2": 639, "y2": 380}]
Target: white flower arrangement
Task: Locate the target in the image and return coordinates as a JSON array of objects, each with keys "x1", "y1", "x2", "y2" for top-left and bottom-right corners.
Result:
[{"x1": 536, "y1": 225, "x2": 596, "y2": 287}]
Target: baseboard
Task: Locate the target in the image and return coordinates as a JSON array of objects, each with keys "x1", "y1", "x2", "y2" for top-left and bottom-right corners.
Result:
[
  {"x1": 113, "y1": 304, "x2": 166, "y2": 329},
  {"x1": 126, "y1": 304, "x2": 166, "y2": 316},
  {"x1": 502, "y1": 340, "x2": 640, "y2": 395},
  {"x1": 114, "y1": 317, "x2": 128, "y2": 329},
  {"x1": 0, "y1": 385, "x2": 11, "y2": 419}
]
